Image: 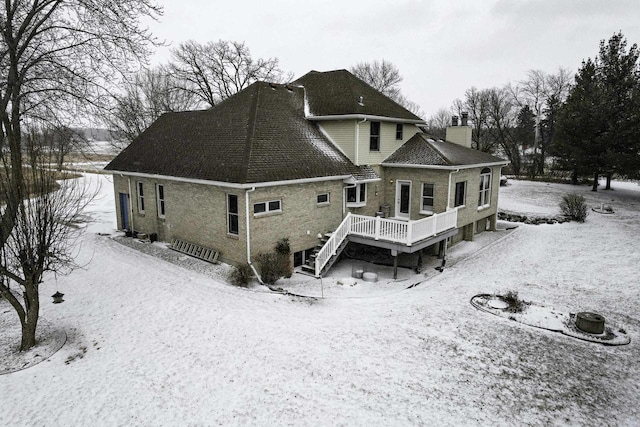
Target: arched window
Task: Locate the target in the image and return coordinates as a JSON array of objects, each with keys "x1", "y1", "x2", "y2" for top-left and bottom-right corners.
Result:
[{"x1": 478, "y1": 167, "x2": 491, "y2": 208}]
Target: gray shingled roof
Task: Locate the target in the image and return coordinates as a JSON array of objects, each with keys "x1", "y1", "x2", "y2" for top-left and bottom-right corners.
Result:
[
  {"x1": 294, "y1": 70, "x2": 424, "y2": 122},
  {"x1": 383, "y1": 133, "x2": 508, "y2": 167},
  {"x1": 105, "y1": 82, "x2": 378, "y2": 184}
]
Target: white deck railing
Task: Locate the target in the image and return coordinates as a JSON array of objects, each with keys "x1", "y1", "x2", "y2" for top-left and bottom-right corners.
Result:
[{"x1": 315, "y1": 209, "x2": 458, "y2": 276}]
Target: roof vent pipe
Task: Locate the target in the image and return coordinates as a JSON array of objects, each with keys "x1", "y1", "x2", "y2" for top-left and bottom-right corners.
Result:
[
  {"x1": 461, "y1": 112, "x2": 469, "y2": 126},
  {"x1": 451, "y1": 115, "x2": 459, "y2": 126},
  {"x1": 358, "y1": 96, "x2": 364, "y2": 106}
]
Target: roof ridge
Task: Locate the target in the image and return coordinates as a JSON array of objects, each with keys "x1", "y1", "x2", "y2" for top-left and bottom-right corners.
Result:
[{"x1": 241, "y1": 84, "x2": 261, "y2": 184}]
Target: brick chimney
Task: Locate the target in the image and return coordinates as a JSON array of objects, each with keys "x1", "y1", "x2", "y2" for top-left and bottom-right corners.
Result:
[{"x1": 446, "y1": 111, "x2": 472, "y2": 148}]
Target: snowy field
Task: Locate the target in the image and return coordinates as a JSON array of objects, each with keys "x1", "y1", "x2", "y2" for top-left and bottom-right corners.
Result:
[{"x1": 1, "y1": 175, "x2": 639, "y2": 426}]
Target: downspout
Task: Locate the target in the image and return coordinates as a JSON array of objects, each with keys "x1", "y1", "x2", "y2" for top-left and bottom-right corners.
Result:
[
  {"x1": 355, "y1": 118, "x2": 367, "y2": 166},
  {"x1": 127, "y1": 176, "x2": 135, "y2": 232},
  {"x1": 245, "y1": 187, "x2": 264, "y2": 284}
]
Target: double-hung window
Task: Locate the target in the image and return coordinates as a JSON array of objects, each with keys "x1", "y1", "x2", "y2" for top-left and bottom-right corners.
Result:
[
  {"x1": 454, "y1": 181, "x2": 466, "y2": 208},
  {"x1": 254, "y1": 199, "x2": 282, "y2": 216},
  {"x1": 421, "y1": 183, "x2": 434, "y2": 214},
  {"x1": 396, "y1": 124, "x2": 403, "y2": 140},
  {"x1": 346, "y1": 183, "x2": 367, "y2": 207},
  {"x1": 478, "y1": 168, "x2": 492, "y2": 208},
  {"x1": 370, "y1": 121, "x2": 380, "y2": 151},
  {"x1": 227, "y1": 194, "x2": 239, "y2": 235},
  {"x1": 156, "y1": 184, "x2": 165, "y2": 218},
  {"x1": 136, "y1": 181, "x2": 145, "y2": 214}
]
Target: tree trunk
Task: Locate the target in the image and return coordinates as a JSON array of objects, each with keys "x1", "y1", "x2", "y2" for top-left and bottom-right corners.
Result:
[
  {"x1": 20, "y1": 280, "x2": 40, "y2": 351},
  {"x1": 605, "y1": 173, "x2": 612, "y2": 190},
  {"x1": 20, "y1": 296, "x2": 39, "y2": 351},
  {"x1": 571, "y1": 169, "x2": 578, "y2": 185},
  {"x1": 592, "y1": 171, "x2": 599, "y2": 192}
]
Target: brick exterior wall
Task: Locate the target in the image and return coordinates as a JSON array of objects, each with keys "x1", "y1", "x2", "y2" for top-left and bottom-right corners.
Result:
[
  {"x1": 112, "y1": 175, "x2": 345, "y2": 266},
  {"x1": 111, "y1": 165, "x2": 503, "y2": 267}
]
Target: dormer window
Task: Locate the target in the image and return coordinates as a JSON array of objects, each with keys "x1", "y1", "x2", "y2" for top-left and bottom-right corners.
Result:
[{"x1": 370, "y1": 121, "x2": 380, "y2": 151}]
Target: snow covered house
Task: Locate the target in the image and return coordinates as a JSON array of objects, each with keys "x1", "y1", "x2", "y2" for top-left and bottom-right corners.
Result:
[{"x1": 104, "y1": 69, "x2": 508, "y2": 277}]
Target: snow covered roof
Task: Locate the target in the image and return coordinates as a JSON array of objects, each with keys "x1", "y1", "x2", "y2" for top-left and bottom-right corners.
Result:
[
  {"x1": 105, "y1": 81, "x2": 377, "y2": 185},
  {"x1": 382, "y1": 133, "x2": 509, "y2": 168},
  {"x1": 294, "y1": 70, "x2": 424, "y2": 123}
]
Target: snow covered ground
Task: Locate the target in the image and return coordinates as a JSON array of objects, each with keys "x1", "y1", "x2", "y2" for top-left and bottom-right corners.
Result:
[{"x1": 1, "y1": 175, "x2": 639, "y2": 426}]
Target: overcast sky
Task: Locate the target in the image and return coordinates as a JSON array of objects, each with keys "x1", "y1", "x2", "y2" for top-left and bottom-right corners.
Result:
[{"x1": 146, "y1": 0, "x2": 640, "y2": 118}]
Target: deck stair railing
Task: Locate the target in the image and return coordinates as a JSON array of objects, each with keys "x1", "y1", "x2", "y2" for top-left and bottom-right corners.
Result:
[{"x1": 313, "y1": 209, "x2": 458, "y2": 277}]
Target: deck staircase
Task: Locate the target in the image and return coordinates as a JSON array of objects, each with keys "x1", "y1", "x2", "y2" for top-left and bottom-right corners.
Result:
[{"x1": 300, "y1": 231, "x2": 349, "y2": 277}]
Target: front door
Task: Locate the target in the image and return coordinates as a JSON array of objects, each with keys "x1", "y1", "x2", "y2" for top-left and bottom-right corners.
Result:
[
  {"x1": 395, "y1": 180, "x2": 411, "y2": 219},
  {"x1": 119, "y1": 193, "x2": 130, "y2": 230}
]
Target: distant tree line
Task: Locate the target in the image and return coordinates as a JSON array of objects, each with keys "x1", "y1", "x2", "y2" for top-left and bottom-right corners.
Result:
[{"x1": 424, "y1": 32, "x2": 640, "y2": 190}]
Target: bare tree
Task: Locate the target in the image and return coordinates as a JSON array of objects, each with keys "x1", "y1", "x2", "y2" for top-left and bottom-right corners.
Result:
[
  {"x1": 104, "y1": 66, "x2": 197, "y2": 147},
  {"x1": 510, "y1": 68, "x2": 573, "y2": 175},
  {"x1": 170, "y1": 40, "x2": 291, "y2": 108},
  {"x1": 0, "y1": 0, "x2": 161, "y2": 351},
  {"x1": 424, "y1": 108, "x2": 451, "y2": 139},
  {"x1": 351, "y1": 59, "x2": 403, "y2": 98},
  {"x1": 351, "y1": 59, "x2": 424, "y2": 117},
  {"x1": 1, "y1": 128, "x2": 94, "y2": 351},
  {"x1": 486, "y1": 87, "x2": 519, "y2": 173},
  {"x1": 453, "y1": 87, "x2": 494, "y2": 151}
]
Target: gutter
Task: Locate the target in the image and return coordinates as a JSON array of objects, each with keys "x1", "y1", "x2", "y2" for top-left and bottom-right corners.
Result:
[
  {"x1": 308, "y1": 114, "x2": 425, "y2": 124},
  {"x1": 382, "y1": 161, "x2": 510, "y2": 170},
  {"x1": 244, "y1": 187, "x2": 264, "y2": 285},
  {"x1": 105, "y1": 170, "x2": 352, "y2": 190}
]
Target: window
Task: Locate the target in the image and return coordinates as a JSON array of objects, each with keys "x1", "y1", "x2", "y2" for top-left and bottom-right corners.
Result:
[
  {"x1": 317, "y1": 193, "x2": 330, "y2": 205},
  {"x1": 370, "y1": 121, "x2": 380, "y2": 151},
  {"x1": 454, "y1": 181, "x2": 466, "y2": 207},
  {"x1": 156, "y1": 184, "x2": 165, "y2": 218},
  {"x1": 396, "y1": 123, "x2": 403, "y2": 140},
  {"x1": 421, "y1": 183, "x2": 434, "y2": 213},
  {"x1": 227, "y1": 194, "x2": 239, "y2": 235},
  {"x1": 136, "y1": 181, "x2": 145, "y2": 214},
  {"x1": 346, "y1": 183, "x2": 367, "y2": 207},
  {"x1": 478, "y1": 167, "x2": 492, "y2": 208},
  {"x1": 254, "y1": 199, "x2": 282, "y2": 216}
]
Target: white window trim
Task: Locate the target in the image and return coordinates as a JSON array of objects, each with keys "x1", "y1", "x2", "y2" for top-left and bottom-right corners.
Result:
[
  {"x1": 454, "y1": 181, "x2": 466, "y2": 208},
  {"x1": 346, "y1": 183, "x2": 367, "y2": 208},
  {"x1": 478, "y1": 169, "x2": 492, "y2": 210},
  {"x1": 316, "y1": 192, "x2": 330, "y2": 206},
  {"x1": 136, "y1": 181, "x2": 145, "y2": 214},
  {"x1": 156, "y1": 184, "x2": 165, "y2": 218},
  {"x1": 254, "y1": 199, "x2": 282, "y2": 217},
  {"x1": 227, "y1": 194, "x2": 239, "y2": 235},
  {"x1": 420, "y1": 182, "x2": 434, "y2": 215}
]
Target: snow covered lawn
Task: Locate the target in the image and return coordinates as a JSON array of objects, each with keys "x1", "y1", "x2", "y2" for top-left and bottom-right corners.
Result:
[{"x1": 1, "y1": 175, "x2": 639, "y2": 425}]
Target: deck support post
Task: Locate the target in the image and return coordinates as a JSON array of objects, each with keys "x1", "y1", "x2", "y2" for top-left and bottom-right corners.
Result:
[
  {"x1": 416, "y1": 250, "x2": 423, "y2": 272},
  {"x1": 391, "y1": 249, "x2": 398, "y2": 279}
]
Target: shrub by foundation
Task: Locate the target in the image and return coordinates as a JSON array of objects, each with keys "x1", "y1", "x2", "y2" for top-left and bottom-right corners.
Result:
[{"x1": 230, "y1": 263, "x2": 253, "y2": 287}]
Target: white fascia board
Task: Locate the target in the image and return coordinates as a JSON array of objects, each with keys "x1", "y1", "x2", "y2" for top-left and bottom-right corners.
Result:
[
  {"x1": 106, "y1": 170, "x2": 352, "y2": 189},
  {"x1": 381, "y1": 161, "x2": 510, "y2": 170},
  {"x1": 308, "y1": 114, "x2": 425, "y2": 124}
]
